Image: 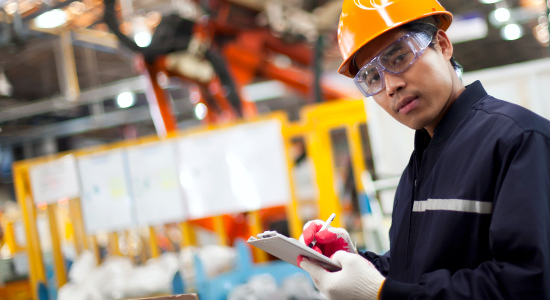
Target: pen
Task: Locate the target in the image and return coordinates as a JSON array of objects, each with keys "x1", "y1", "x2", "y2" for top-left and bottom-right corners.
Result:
[{"x1": 309, "y1": 213, "x2": 336, "y2": 248}]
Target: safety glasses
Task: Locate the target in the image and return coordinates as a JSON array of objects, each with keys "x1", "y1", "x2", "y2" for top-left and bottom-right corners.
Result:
[{"x1": 353, "y1": 31, "x2": 434, "y2": 97}]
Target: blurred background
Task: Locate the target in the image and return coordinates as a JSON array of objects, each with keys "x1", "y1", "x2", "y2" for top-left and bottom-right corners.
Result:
[{"x1": 0, "y1": 0, "x2": 549, "y2": 299}]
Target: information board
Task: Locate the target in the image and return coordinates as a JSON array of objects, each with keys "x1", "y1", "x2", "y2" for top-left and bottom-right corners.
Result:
[
  {"x1": 77, "y1": 150, "x2": 135, "y2": 233},
  {"x1": 126, "y1": 141, "x2": 187, "y2": 225},
  {"x1": 29, "y1": 155, "x2": 80, "y2": 205},
  {"x1": 178, "y1": 119, "x2": 292, "y2": 219}
]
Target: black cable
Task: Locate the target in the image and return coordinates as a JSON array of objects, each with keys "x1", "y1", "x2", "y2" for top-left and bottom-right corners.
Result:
[
  {"x1": 103, "y1": 0, "x2": 142, "y2": 53},
  {"x1": 312, "y1": 34, "x2": 324, "y2": 103},
  {"x1": 204, "y1": 48, "x2": 242, "y2": 117}
]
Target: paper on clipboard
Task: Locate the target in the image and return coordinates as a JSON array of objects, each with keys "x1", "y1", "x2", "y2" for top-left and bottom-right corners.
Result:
[{"x1": 247, "y1": 231, "x2": 342, "y2": 272}]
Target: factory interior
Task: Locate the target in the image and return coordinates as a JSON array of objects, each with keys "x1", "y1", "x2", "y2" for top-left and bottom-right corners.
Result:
[{"x1": 0, "y1": 0, "x2": 549, "y2": 299}]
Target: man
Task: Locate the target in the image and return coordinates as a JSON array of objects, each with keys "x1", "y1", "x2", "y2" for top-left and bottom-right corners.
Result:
[{"x1": 297, "y1": 0, "x2": 550, "y2": 299}]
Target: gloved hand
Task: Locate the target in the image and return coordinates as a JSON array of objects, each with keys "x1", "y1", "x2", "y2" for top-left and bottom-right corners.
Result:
[
  {"x1": 299, "y1": 219, "x2": 357, "y2": 257},
  {"x1": 298, "y1": 251, "x2": 385, "y2": 300}
]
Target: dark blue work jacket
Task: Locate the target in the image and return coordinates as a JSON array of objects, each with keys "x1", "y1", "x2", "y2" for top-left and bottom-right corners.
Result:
[{"x1": 362, "y1": 81, "x2": 550, "y2": 299}]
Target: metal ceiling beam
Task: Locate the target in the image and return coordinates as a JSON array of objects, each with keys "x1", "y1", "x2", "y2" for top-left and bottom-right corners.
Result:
[
  {"x1": 0, "y1": 76, "x2": 148, "y2": 123},
  {"x1": 0, "y1": 106, "x2": 150, "y2": 144},
  {"x1": 0, "y1": 100, "x2": 198, "y2": 145},
  {"x1": 72, "y1": 28, "x2": 119, "y2": 50}
]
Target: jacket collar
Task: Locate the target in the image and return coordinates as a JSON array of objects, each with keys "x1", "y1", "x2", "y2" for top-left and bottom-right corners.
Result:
[{"x1": 415, "y1": 80, "x2": 488, "y2": 150}]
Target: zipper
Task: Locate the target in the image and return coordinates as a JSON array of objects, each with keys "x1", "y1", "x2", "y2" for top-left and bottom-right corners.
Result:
[{"x1": 405, "y1": 151, "x2": 420, "y2": 271}]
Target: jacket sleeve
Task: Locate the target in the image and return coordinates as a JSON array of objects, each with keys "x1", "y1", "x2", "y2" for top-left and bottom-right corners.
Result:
[
  {"x1": 360, "y1": 250, "x2": 391, "y2": 276},
  {"x1": 381, "y1": 131, "x2": 550, "y2": 299}
]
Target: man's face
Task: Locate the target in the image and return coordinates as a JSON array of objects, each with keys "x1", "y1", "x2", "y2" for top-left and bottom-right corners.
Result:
[{"x1": 354, "y1": 27, "x2": 458, "y2": 133}]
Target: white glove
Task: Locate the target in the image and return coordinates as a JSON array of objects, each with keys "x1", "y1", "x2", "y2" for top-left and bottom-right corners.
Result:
[
  {"x1": 298, "y1": 251, "x2": 385, "y2": 300},
  {"x1": 299, "y1": 220, "x2": 357, "y2": 257}
]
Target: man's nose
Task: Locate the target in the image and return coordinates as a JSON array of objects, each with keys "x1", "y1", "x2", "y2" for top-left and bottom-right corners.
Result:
[{"x1": 384, "y1": 72, "x2": 406, "y2": 97}]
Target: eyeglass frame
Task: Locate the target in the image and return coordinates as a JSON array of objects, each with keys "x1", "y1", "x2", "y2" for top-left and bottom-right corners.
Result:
[{"x1": 352, "y1": 31, "x2": 435, "y2": 98}]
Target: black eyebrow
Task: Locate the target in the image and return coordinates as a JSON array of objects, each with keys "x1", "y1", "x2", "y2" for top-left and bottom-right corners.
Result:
[{"x1": 383, "y1": 44, "x2": 404, "y2": 58}]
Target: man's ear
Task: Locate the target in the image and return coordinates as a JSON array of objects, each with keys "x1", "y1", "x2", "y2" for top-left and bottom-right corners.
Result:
[{"x1": 434, "y1": 29, "x2": 453, "y2": 61}]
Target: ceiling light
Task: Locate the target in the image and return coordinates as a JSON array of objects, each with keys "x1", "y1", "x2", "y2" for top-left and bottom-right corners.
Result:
[
  {"x1": 34, "y1": 9, "x2": 67, "y2": 29},
  {"x1": 189, "y1": 90, "x2": 200, "y2": 104},
  {"x1": 134, "y1": 31, "x2": 152, "y2": 47},
  {"x1": 445, "y1": 12, "x2": 488, "y2": 43},
  {"x1": 493, "y1": 8, "x2": 511, "y2": 23},
  {"x1": 479, "y1": 0, "x2": 502, "y2": 3},
  {"x1": 146, "y1": 11, "x2": 162, "y2": 28},
  {"x1": 194, "y1": 103, "x2": 207, "y2": 120},
  {"x1": 535, "y1": 23, "x2": 549, "y2": 45},
  {"x1": 117, "y1": 92, "x2": 136, "y2": 108},
  {"x1": 501, "y1": 23, "x2": 524, "y2": 40},
  {"x1": 4, "y1": 2, "x2": 18, "y2": 15},
  {"x1": 519, "y1": 0, "x2": 545, "y2": 8},
  {"x1": 68, "y1": 2, "x2": 86, "y2": 15}
]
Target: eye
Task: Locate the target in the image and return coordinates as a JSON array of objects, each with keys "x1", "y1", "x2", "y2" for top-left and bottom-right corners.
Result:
[
  {"x1": 366, "y1": 72, "x2": 381, "y2": 86},
  {"x1": 380, "y1": 42, "x2": 413, "y2": 70},
  {"x1": 357, "y1": 72, "x2": 367, "y2": 82},
  {"x1": 368, "y1": 74, "x2": 380, "y2": 85},
  {"x1": 388, "y1": 48, "x2": 413, "y2": 69},
  {"x1": 358, "y1": 66, "x2": 376, "y2": 82},
  {"x1": 393, "y1": 53, "x2": 407, "y2": 64}
]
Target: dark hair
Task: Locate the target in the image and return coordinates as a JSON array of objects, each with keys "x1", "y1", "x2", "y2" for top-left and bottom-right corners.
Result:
[{"x1": 400, "y1": 22, "x2": 463, "y2": 79}]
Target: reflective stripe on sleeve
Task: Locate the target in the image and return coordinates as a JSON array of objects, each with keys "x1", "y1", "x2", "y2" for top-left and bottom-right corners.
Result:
[{"x1": 412, "y1": 199, "x2": 492, "y2": 214}]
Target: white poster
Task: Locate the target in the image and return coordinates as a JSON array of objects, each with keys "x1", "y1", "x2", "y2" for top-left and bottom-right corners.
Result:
[
  {"x1": 126, "y1": 142, "x2": 187, "y2": 225},
  {"x1": 77, "y1": 150, "x2": 134, "y2": 234},
  {"x1": 29, "y1": 155, "x2": 80, "y2": 205},
  {"x1": 178, "y1": 119, "x2": 292, "y2": 219},
  {"x1": 178, "y1": 129, "x2": 239, "y2": 218},
  {"x1": 227, "y1": 120, "x2": 292, "y2": 208}
]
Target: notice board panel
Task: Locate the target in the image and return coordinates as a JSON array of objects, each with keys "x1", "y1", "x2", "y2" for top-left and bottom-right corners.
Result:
[
  {"x1": 29, "y1": 155, "x2": 80, "y2": 205},
  {"x1": 178, "y1": 119, "x2": 292, "y2": 219},
  {"x1": 227, "y1": 120, "x2": 291, "y2": 208},
  {"x1": 126, "y1": 141, "x2": 187, "y2": 225},
  {"x1": 78, "y1": 150, "x2": 134, "y2": 234}
]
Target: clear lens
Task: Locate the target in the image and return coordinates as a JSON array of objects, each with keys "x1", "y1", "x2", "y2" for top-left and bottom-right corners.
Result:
[
  {"x1": 353, "y1": 32, "x2": 433, "y2": 98},
  {"x1": 355, "y1": 62, "x2": 383, "y2": 96},
  {"x1": 378, "y1": 40, "x2": 415, "y2": 72},
  {"x1": 412, "y1": 32, "x2": 432, "y2": 49}
]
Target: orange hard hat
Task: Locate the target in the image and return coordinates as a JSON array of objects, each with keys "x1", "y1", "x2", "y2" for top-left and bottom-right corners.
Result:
[{"x1": 338, "y1": 0, "x2": 453, "y2": 78}]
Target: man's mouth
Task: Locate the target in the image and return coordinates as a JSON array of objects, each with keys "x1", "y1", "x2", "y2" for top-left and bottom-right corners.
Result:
[{"x1": 397, "y1": 96, "x2": 419, "y2": 114}]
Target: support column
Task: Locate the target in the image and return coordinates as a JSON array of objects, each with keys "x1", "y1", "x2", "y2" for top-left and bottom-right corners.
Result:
[
  {"x1": 305, "y1": 126, "x2": 342, "y2": 228},
  {"x1": 107, "y1": 232, "x2": 120, "y2": 256},
  {"x1": 248, "y1": 211, "x2": 268, "y2": 262},
  {"x1": 140, "y1": 58, "x2": 178, "y2": 138},
  {"x1": 179, "y1": 222, "x2": 196, "y2": 247},
  {"x1": 346, "y1": 123, "x2": 367, "y2": 193},
  {"x1": 54, "y1": 30, "x2": 80, "y2": 102},
  {"x1": 14, "y1": 165, "x2": 46, "y2": 299},
  {"x1": 68, "y1": 199, "x2": 87, "y2": 253},
  {"x1": 47, "y1": 203, "x2": 67, "y2": 287},
  {"x1": 213, "y1": 216, "x2": 228, "y2": 246},
  {"x1": 148, "y1": 227, "x2": 160, "y2": 258}
]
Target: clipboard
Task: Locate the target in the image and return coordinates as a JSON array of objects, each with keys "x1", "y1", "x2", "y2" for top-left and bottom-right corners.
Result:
[{"x1": 247, "y1": 231, "x2": 342, "y2": 271}]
